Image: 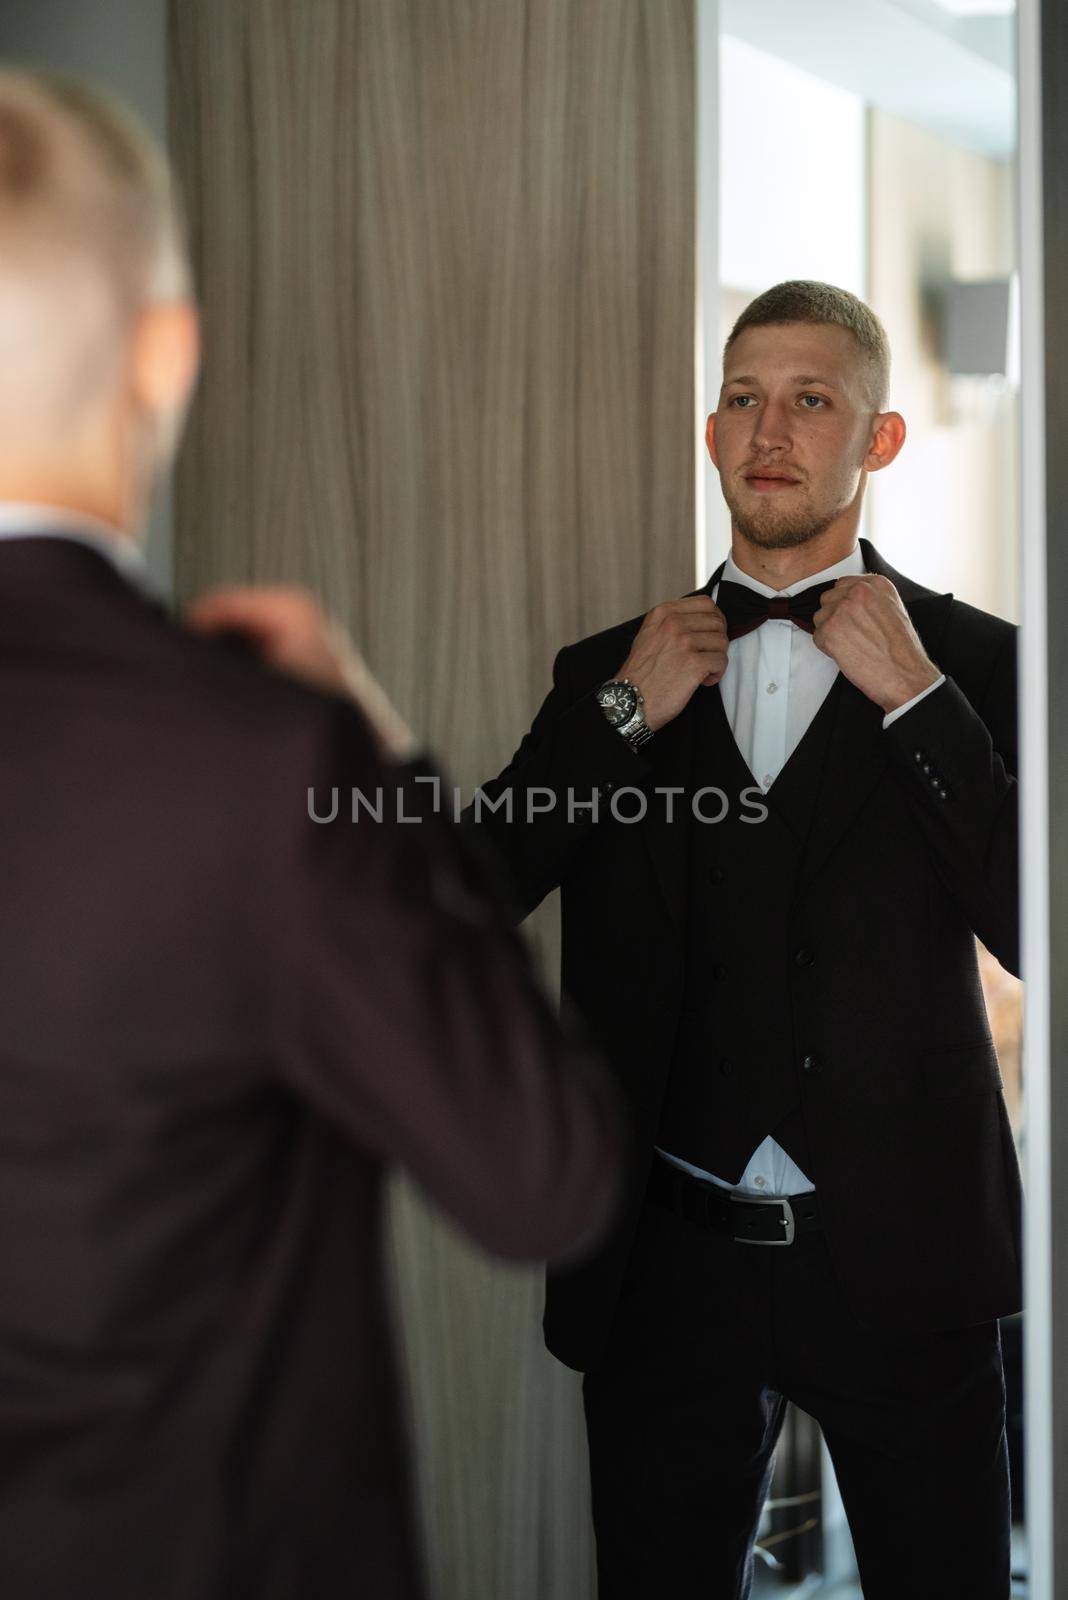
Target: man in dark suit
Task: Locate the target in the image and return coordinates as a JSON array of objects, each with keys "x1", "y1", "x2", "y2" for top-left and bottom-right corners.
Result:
[
  {"x1": 467, "y1": 281, "x2": 1021, "y2": 1598},
  {"x1": 0, "y1": 70, "x2": 622, "y2": 1600}
]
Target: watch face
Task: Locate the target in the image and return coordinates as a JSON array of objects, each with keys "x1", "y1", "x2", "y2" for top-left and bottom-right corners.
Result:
[{"x1": 598, "y1": 681, "x2": 637, "y2": 727}]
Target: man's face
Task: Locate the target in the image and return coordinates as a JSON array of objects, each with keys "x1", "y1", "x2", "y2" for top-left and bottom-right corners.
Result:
[{"x1": 710, "y1": 321, "x2": 882, "y2": 550}]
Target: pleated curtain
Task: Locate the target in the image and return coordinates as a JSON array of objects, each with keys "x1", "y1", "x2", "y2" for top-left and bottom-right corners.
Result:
[{"x1": 168, "y1": 4, "x2": 695, "y2": 1593}]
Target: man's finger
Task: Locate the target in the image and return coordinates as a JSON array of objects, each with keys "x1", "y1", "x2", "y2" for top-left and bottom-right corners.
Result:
[
  {"x1": 663, "y1": 595, "x2": 719, "y2": 613},
  {"x1": 185, "y1": 585, "x2": 315, "y2": 623},
  {"x1": 184, "y1": 586, "x2": 320, "y2": 645},
  {"x1": 676, "y1": 616, "x2": 726, "y2": 634},
  {"x1": 677, "y1": 631, "x2": 729, "y2": 651},
  {"x1": 813, "y1": 585, "x2": 853, "y2": 619}
]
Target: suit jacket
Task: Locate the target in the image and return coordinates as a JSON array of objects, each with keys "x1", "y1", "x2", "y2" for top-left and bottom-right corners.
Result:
[
  {"x1": 472, "y1": 538, "x2": 1022, "y2": 1373},
  {"x1": 0, "y1": 536, "x2": 623, "y2": 1600}
]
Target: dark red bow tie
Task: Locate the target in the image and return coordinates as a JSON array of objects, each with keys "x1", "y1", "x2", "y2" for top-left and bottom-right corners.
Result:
[{"x1": 715, "y1": 578, "x2": 839, "y2": 641}]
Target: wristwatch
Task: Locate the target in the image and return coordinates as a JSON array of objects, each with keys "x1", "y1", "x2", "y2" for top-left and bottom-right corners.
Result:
[{"x1": 596, "y1": 678, "x2": 654, "y2": 750}]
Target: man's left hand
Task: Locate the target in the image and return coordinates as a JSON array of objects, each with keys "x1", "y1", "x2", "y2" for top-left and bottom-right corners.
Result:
[
  {"x1": 812, "y1": 574, "x2": 941, "y2": 715},
  {"x1": 184, "y1": 586, "x2": 418, "y2": 762}
]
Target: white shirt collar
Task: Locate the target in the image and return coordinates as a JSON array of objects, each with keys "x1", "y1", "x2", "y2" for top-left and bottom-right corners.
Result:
[
  {"x1": 719, "y1": 543, "x2": 865, "y2": 597},
  {"x1": 0, "y1": 503, "x2": 146, "y2": 580}
]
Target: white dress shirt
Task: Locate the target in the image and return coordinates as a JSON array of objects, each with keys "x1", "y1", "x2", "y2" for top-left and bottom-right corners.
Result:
[
  {"x1": 0, "y1": 502, "x2": 144, "y2": 577},
  {"x1": 657, "y1": 545, "x2": 945, "y2": 1197}
]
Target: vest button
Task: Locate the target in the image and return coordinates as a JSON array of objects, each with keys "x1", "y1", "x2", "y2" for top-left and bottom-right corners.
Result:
[
  {"x1": 801, "y1": 1053, "x2": 822, "y2": 1075},
  {"x1": 719, "y1": 1057, "x2": 733, "y2": 1076},
  {"x1": 708, "y1": 864, "x2": 725, "y2": 884},
  {"x1": 794, "y1": 947, "x2": 814, "y2": 967},
  {"x1": 713, "y1": 963, "x2": 729, "y2": 980}
]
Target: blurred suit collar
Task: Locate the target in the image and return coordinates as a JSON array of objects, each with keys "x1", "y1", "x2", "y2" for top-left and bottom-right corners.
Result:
[{"x1": 0, "y1": 502, "x2": 146, "y2": 581}]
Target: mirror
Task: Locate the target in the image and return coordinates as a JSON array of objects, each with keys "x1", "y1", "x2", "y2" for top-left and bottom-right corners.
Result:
[{"x1": 702, "y1": 2, "x2": 1024, "y2": 1592}]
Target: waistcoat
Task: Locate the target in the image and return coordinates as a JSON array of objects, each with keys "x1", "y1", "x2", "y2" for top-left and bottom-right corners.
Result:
[{"x1": 656, "y1": 674, "x2": 844, "y2": 1178}]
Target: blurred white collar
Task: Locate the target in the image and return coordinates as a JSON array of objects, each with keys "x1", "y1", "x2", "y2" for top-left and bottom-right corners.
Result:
[
  {"x1": 0, "y1": 503, "x2": 145, "y2": 579},
  {"x1": 721, "y1": 543, "x2": 864, "y2": 598}
]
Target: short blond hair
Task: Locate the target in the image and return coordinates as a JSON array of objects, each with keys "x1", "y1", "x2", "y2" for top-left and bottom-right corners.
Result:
[
  {"x1": 725, "y1": 280, "x2": 891, "y2": 412},
  {"x1": 0, "y1": 69, "x2": 191, "y2": 443},
  {"x1": 0, "y1": 68, "x2": 189, "y2": 304}
]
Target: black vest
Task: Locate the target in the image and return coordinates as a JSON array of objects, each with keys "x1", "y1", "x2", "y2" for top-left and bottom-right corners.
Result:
[{"x1": 656, "y1": 674, "x2": 844, "y2": 1180}]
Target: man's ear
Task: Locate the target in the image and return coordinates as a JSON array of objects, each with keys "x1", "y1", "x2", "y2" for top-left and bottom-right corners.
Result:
[
  {"x1": 705, "y1": 411, "x2": 718, "y2": 467},
  {"x1": 865, "y1": 410, "x2": 906, "y2": 473},
  {"x1": 128, "y1": 299, "x2": 201, "y2": 421}
]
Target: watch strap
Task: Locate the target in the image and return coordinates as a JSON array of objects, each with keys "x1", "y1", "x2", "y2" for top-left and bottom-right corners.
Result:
[{"x1": 620, "y1": 717, "x2": 654, "y2": 749}]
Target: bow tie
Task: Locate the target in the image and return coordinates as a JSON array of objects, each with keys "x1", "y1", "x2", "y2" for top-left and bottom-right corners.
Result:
[{"x1": 715, "y1": 577, "x2": 839, "y2": 641}]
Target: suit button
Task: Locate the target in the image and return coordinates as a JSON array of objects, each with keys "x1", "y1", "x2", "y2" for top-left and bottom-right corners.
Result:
[
  {"x1": 921, "y1": 762, "x2": 932, "y2": 775},
  {"x1": 794, "y1": 947, "x2": 814, "y2": 968},
  {"x1": 708, "y1": 865, "x2": 725, "y2": 884},
  {"x1": 801, "y1": 1053, "x2": 822, "y2": 1075},
  {"x1": 719, "y1": 1057, "x2": 733, "y2": 1076},
  {"x1": 914, "y1": 749, "x2": 927, "y2": 763},
  {"x1": 713, "y1": 963, "x2": 729, "y2": 980}
]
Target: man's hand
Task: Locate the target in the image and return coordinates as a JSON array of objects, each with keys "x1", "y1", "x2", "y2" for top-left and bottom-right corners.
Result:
[
  {"x1": 184, "y1": 586, "x2": 417, "y2": 762},
  {"x1": 615, "y1": 595, "x2": 729, "y2": 732},
  {"x1": 812, "y1": 574, "x2": 941, "y2": 714}
]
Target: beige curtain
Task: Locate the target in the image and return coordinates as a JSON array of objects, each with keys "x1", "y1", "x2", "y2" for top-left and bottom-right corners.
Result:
[{"x1": 169, "y1": 3, "x2": 695, "y2": 1594}]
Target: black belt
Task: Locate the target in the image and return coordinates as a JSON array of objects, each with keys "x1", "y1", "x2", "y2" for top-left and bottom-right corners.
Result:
[{"x1": 647, "y1": 1154, "x2": 822, "y2": 1246}]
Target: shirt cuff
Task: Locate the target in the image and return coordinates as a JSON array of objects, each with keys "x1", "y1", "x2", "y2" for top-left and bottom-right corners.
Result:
[{"x1": 882, "y1": 673, "x2": 946, "y2": 729}]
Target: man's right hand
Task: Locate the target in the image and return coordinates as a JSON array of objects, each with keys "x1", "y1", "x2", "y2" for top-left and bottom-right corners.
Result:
[{"x1": 615, "y1": 596, "x2": 728, "y2": 731}]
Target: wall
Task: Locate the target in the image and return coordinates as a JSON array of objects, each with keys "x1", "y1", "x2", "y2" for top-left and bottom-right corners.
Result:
[
  {"x1": 712, "y1": 34, "x2": 867, "y2": 567},
  {"x1": 866, "y1": 106, "x2": 1017, "y2": 620}
]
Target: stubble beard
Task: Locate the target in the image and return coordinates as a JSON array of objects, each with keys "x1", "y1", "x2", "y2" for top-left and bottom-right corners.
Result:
[{"x1": 723, "y1": 480, "x2": 842, "y2": 552}]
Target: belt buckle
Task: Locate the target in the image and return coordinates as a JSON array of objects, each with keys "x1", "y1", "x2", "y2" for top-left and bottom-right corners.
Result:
[{"x1": 732, "y1": 1193, "x2": 795, "y2": 1246}]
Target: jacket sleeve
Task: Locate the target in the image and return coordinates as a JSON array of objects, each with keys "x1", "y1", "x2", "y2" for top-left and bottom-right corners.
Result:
[
  {"x1": 463, "y1": 644, "x2": 653, "y2": 921},
  {"x1": 882, "y1": 625, "x2": 1019, "y2": 975},
  {"x1": 271, "y1": 698, "x2": 626, "y2": 1265}
]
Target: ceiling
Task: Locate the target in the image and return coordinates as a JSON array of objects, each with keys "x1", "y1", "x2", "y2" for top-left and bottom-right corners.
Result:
[{"x1": 720, "y1": 0, "x2": 1016, "y2": 160}]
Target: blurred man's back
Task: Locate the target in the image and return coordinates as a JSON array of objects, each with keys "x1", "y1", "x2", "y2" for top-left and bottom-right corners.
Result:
[{"x1": 0, "y1": 71, "x2": 621, "y2": 1600}]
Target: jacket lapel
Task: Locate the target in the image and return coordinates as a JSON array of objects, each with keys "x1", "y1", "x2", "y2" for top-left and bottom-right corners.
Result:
[
  {"x1": 636, "y1": 564, "x2": 722, "y2": 935},
  {"x1": 795, "y1": 537, "x2": 956, "y2": 892}
]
